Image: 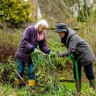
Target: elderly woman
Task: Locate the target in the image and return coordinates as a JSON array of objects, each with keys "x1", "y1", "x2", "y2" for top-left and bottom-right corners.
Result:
[
  {"x1": 55, "y1": 23, "x2": 96, "y2": 93},
  {"x1": 15, "y1": 20, "x2": 52, "y2": 88}
]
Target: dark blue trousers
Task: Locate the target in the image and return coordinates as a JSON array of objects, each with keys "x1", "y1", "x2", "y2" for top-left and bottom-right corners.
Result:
[{"x1": 73, "y1": 62, "x2": 95, "y2": 80}]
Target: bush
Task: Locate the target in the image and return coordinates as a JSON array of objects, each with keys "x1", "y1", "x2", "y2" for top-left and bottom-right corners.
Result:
[
  {"x1": 0, "y1": 29, "x2": 22, "y2": 62},
  {"x1": 0, "y1": 0, "x2": 34, "y2": 24}
]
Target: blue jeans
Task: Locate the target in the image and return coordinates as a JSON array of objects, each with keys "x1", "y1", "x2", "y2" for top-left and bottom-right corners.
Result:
[
  {"x1": 73, "y1": 62, "x2": 95, "y2": 80},
  {"x1": 17, "y1": 59, "x2": 35, "y2": 79}
]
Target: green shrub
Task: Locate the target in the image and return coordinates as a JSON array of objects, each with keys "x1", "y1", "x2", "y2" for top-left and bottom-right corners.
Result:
[{"x1": 0, "y1": 0, "x2": 34, "y2": 24}]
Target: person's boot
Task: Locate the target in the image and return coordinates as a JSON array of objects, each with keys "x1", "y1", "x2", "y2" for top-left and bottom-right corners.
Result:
[
  {"x1": 28, "y1": 80, "x2": 36, "y2": 89},
  {"x1": 17, "y1": 79, "x2": 22, "y2": 88},
  {"x1": 89, "y1": 79, "x2": 95, "y2": 90}
]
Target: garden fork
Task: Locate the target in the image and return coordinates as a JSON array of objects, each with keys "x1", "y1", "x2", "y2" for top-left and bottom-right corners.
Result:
[{"x1": 68, "y1": 54, "x2": 80, "y2": 93}]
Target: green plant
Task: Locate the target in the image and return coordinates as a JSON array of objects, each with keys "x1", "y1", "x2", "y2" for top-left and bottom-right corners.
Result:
[
  {"x1": 0, "y1": 56, "x2": 17, "y2": 85},
  {"x1": 31, "y1": 53, "x2": 74, "y2": 95},
  {"x1": 81, "y1": 87, "x2": 96, "y2": 96},
  {"x1": 0, "y1": 0, "x2": 34, "y2": 24}
]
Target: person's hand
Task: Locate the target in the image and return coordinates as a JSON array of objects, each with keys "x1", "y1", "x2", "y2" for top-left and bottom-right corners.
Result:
[
  {"x1": 55, "y1": 51, "x2": 63, "y2": 57},
  {"x1": 34, "y1": 48, "x2": 44, "y2": 54},
  {"x1": 50, "y1": 51, "x2": 55, "y2": 58},
  {"x1": 45, "y1": 54, "x2": 50, "y2": 59}
]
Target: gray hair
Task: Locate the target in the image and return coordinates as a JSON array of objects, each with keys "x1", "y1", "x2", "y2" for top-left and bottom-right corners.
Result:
[{"x1": 34, "y1": 19, "x2": 49, "y2": 29}]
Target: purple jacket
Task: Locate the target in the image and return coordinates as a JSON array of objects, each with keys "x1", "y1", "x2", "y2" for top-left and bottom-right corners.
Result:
[{"x1": 15, "y1": 25, "x2": 50, "y2": 62}]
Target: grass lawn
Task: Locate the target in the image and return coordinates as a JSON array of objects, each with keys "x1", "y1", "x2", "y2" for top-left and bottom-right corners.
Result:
[{"x1": 61, "y1": 81, "x2": 89, "y2": 92}]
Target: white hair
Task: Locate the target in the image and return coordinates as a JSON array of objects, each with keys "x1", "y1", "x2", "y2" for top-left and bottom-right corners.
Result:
[{"x1": 34, "y1": 19, "x2": 49, "y2": 29}]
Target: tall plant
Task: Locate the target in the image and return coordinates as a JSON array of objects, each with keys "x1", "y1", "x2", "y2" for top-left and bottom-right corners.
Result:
[{"x1": 77, "y1": 3, "x2": 90, "y2": 22}]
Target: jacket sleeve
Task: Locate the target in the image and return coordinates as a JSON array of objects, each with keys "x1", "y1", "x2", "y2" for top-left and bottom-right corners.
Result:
[
  {"x1": 61, "y1": 37, "x2": 77, "y2": 57},
  {"x1": 21, "y1": 27, "x2": 34, "y2": 51},
  {"x1": 39, "y1": 35, "x2": 51, "y2": 54}
]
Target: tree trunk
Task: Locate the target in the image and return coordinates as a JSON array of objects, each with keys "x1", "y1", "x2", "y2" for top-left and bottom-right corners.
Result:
[{"x1": 31, "y1": 0, "x2": 38, "y2": 22}]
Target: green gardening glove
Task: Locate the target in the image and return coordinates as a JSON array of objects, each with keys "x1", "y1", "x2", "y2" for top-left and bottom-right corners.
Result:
[{"x1": 50, "y1": 51, "x2": 55, "y2": 58}]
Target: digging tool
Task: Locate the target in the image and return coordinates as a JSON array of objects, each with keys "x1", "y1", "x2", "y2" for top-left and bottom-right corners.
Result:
[{"x1": 68, "y1": 54, "x2": 80, "y2": 93}]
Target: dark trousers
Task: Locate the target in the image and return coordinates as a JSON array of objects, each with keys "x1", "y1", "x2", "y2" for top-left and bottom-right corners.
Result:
[
  {"x1": 17, "y1": 59, "x2": 35, "y2": 79},
  {"x1": 73, "y1": 62, "x2": 95, "y2": 80}
]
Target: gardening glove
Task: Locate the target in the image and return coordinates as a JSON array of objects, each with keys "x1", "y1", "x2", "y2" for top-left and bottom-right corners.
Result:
[
  {"x1": 50, "y1": 51, "x2": 55, "y2": 58},
  {"x1": 34, "y1": 48, "x2": 44, "y2": 54}
]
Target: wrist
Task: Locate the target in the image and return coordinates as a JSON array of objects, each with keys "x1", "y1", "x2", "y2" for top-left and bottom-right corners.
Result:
[
  {"x1": 46, "y1": 49, "x2": 51, "y2": 54},
  {"x1": 31, "y1": 47, "x2": 35, "y2": 52}
]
